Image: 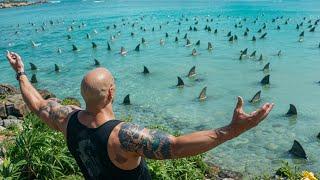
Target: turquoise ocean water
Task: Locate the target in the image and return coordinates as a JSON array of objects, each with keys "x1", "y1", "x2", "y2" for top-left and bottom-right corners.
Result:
[{"x1": 0, "y1": 0, "x2": 319, "y2": 176}]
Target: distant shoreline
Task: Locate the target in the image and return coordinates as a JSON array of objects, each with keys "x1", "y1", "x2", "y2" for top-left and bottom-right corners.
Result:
[{"x1": 0, "y1": 0, "x2": 48, "y2": 9}]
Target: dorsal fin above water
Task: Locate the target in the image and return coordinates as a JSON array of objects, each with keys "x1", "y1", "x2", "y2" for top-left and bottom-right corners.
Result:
[
  {"x1": 94, "y1": 59, "x2": 100, "y2": 66},
  {"x1": 123, "y1": 94, "x2": 130, "y2": 105},
  {"x1": 260, "y1": 32, "x2": 267, "y2": 39},
  {"x1": 260, "y1": 75, "x2": 270, "y2": 85},
  {"x1": 143, "y1": 66, "x2": 149, "y2": 74},
  {"x1": 309, "y1": 26, "x2": 315, "y2": 32},
  {"x1": 228, "y1": 36, "x2": 234, "y2": 42},
  {"x1": 135, "y1": 44, "x2": 140, "y2": 51},
  {"x1": 289, "y1": 140, "x2": 307, "y2": 159},
  {"x1": 72, "y1": 44, "x2": 78, "y2": 51},
  {"x1": 227, "y1": 31, "x2": 231, "y2": 37},
  {"x1": 31, "y1": 74, "x2": 38, "y2": 84},
  {"x1": 54, "y1": 64, "x2": 60, "y2": 72},
  {"x1": 286, "y1": 104, "x2": 297, "y2": 116},
  {"x1": 186, "y1": 39, "x2": 191, "y2": 45},
  {"x1": 92, "y1": 42, "x2": 97, "y2": 48},
  {"x1": 184, "y1": 33, "x2": 188, "y2": 39},
  {"x1": 198, "y1": 87, "x2": 207, "y2": 101},
  {"x1": 252, "y1": 36, "x2": 256, "y2": 41},
  {"x1": 29, "y1": 63, "x2": 37, "y2": 70},
  {"x1": 195, "y1": 40, "x2": 200, "y2": 46},
  {"x1": 263, "y1": 63, "x2": 270, "y2": 71},
  {"x1": 142, "y1": 37, "x2": 146, "y2": 44},
  {"x1": 208, "y1": 42, "x2": 213, "y2": 50},
  {"x1": 107, "y1": 42, "x2": 111, "y2": 51},
  {"x1": 177, "y1": 76, "x2": 184, "y2": 87},
  {"x1": 187, "y1": 66, "x2": 196, "y2": 78},
  {"x1": 299, "y1": 31, "x2": 304, "y2": 37},
  {"x1": 192, "y1": 48, "x2": 197, "y2": 56},
  {"x1": 250, "y1": 50, "x2": 256, "y2": 57},
  {"x1": 249, "y1": 90, "x2": 261, "y2": 103}
]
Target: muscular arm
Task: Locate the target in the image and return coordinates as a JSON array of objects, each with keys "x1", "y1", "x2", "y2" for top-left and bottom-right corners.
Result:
[
  {"x1": 118, "y1": 97, "x2": 274, "y2": 160},
  {"x1": 19, "y1": 75, "x2": 76, "y2": 131},
  {"x1": 118, "y1": 123, "x2": 234, "y2": 159},
  {"x1": 7, "y1": 51, "x2": 78, "y2": 132}
]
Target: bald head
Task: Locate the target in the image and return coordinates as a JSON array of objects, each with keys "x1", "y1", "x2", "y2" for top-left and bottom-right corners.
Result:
[{"x1": 81, "y1": 68, "x2": 115, "y2": 108}]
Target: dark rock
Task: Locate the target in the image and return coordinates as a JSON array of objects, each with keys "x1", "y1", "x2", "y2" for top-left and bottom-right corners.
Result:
[
  {"x1": 0, "y1": 84, "x2": 18, "y2": 96},
  {"x1": 38, "y1": 89, "x2": 56, "y2": 99},
  {"x1": 317, "y1": 132, "x2": 320, "y2": 139}
]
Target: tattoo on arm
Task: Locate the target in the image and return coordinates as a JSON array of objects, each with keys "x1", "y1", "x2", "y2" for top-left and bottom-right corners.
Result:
[
  {"x1": 38, "y1": 100, "x2": 73, "y2": 126},
  {"x1": 118, "y1": 123, "x2": 173, "y2": 160}
]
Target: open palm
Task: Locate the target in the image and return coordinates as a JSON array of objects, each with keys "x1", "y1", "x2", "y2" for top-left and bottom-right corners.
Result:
[{"x1": 230, "y1": 96, "x2": 274, "y2": 136}]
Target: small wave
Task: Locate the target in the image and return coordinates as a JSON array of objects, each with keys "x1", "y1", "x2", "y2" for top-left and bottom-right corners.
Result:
[
  {"x1": 49, "y1": 0, "x2": 61, "y2": 3},
  {"x1": 94, "y1": 0, "x2": 104, "y2": 3}
]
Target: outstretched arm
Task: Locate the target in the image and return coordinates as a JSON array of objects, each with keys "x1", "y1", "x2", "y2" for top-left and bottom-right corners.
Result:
[
  {"x1": 6, "y1": 51, "x2": 79, "y2": 132},
  {"x1": 117, "y1": 97, "x2": 274, "y2": 160}
]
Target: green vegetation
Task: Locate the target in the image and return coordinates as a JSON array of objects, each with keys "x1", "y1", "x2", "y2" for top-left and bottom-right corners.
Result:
[
  {"x1": 0, "y1": 113, "x2": 318, "y2": 179},
  {"x1": 61, "y1": 97, "x2": 81, "y2": 107}
]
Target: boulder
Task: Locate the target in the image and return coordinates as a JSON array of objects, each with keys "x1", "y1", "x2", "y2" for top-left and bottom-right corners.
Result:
[
  {"x1": 38, "y1": 89, "x2": 56, "y2": 99},
  {"x1": 7, "y1": 115, "x2": 17, "y2": 119},
  {"x1": 0, "y1": 84, "x2": 18, "y2": 96},
  {"x1": 0, "y1": 119, "x2": 22, "y2": 128},
  {"x1": 5, "y1": 94, "x2": 29, "y2": 117}
]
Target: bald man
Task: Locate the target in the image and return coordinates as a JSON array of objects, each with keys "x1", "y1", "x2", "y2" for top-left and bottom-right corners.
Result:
[{"x1": 6, "y1": 51, "x2": 274, "y2": 180}]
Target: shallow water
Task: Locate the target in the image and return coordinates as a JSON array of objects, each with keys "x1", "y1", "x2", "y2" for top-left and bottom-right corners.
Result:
[{"x1": 0, "y1": 0, "x2": 320, "y2": 176}]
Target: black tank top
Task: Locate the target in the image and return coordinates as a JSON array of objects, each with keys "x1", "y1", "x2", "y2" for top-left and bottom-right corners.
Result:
[{"x1": 66, "y1": 110, "x2": 152, "y2": 180}]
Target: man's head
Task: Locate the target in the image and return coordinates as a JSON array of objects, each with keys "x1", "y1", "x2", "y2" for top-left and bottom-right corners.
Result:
[{"x1": 81, "y1": 68, "x2": 115, "y2": 110}]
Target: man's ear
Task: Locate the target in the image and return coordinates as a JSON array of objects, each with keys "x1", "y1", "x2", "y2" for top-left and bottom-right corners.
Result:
[{"x1": 108, "y1": 85, "x2": 115, "y2": 102}]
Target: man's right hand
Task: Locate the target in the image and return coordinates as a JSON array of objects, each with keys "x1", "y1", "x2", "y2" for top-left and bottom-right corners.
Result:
[
  {"x1": 6, "y1": 51, "x2": 25, "y2": 73},
  {"x1": 229, "y1": 96, "x2": 274, "y2": 137}
]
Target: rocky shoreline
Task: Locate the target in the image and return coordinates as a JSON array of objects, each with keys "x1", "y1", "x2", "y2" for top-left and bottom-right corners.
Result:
[{"x1": 0, "y1": 0, "x2": 47, "y2": 9}]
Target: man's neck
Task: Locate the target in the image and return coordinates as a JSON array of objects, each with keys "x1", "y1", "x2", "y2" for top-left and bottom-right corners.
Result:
[{"x1": 81, "y1": 105, "x2": 116, "y2": 128}]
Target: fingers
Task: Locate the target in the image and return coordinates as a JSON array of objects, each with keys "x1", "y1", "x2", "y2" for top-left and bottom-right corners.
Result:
[
  {"x1": 235, "y1": 96, "x2": 244, "y2": 111},
  {"x1": 252, "y1": 103, "x2": 275, "y2": 120},
  {"x1": 6, "y1": 50, "x2": 14, "y2": 63}
]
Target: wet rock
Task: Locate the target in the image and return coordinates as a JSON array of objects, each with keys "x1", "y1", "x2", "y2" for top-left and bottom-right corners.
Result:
[
  {"x1": 206, "y1": 163, "x2": 243, "y2": 180},
  {"x1": 0, "y1": 84, "x2": 18, "y2": 96},
  {"x1": 38, "y1": 89, "x2": 56, "y2": 99},
  {"x1": 217, "y1": 169, "x2": 243, "y2": 180},
  {"x1": 0, "y1": 119, "x2": 22, "y2": 128}
]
